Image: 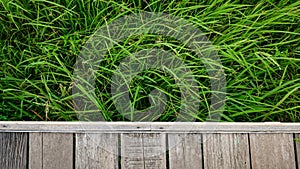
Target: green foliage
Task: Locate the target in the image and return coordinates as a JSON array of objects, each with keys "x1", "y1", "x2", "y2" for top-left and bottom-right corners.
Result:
[{"x1": 0, "y1": 0, "x2": 299, "y2": 121}]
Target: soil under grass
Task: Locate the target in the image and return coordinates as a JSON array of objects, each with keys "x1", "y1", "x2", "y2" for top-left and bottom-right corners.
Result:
[{"x1": 0, "y1": 0, "x2": 299, "y2": 121}]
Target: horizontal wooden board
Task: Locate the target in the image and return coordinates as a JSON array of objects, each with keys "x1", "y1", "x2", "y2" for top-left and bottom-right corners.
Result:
[{"x1": 1, "y1": 122, "x2": 300, "y2": 133}]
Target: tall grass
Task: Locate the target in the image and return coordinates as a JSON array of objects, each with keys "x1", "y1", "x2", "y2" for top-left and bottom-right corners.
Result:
[{"x1": 0, "y1": 0, "x2": 299, "y2": 121}]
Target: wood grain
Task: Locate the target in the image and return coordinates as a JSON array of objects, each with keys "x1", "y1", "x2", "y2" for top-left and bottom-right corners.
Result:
[
  {"x1": 203, "y1": 133, "x2": 250, "y2": 169},
  {"x1": 168, "y1": 133, "x2": 202, "y2": 169},
  {"x1": 0, "y1": 132, "x2": 28, "y2": 169},
  {"x1": 250, "y1": 133, "x2": 296, "y2": 169},
  {"x1": 29, "y1": 133, "x2": 43, "y2": 169},
  {"x1": 76, "y1": 133, "x2": 119, "y2": 169},
  {"x1": 2, "y1": 122, "x2": 300, "y2": 133},
  {"x1": 121, "y1": 133, "x2": 166, "y2": 169},
  {"x1": 143, "y1": 133, "x2": 166, "y2": 169},
  {"x1": 29, "y1": 133, "x2": 73, "y2": 169},
  {"x1": 121, "y1": 133, "x2": 144, "y2": 169},
  {"x1": 42, "y1": 133, "x2": 73, "y2": 169},
  {"x1": 1, "y1": 122, "x2": 300, "y2": 169}
]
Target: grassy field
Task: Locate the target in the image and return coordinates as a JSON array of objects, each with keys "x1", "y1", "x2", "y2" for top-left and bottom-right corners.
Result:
[{"x1": 0, "y1": 0, "x2": 299, "y2": 121}]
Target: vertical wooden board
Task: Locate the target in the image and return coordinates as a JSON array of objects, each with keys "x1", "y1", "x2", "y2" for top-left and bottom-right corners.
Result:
[
  {"x1": 250, "y1": 133, "x2": 296, "y2": 169},
  {"x1": 168, "y1": 133, "x2": 202, "y2": 169},
  {"x1": 121, "y1": 133, "x2": 166, "y2": 169},
  {"x1": 143, "y1": 133, "x2": 166, "y2": 169},
  {"x1": 295, "y1": 134, "x2": 300, "y2": 169},
  {"x1": 203, "y1": 133, "x2": 250, "y2": 169},
  {"x1": 121, "y1": 133, "x2": 144, "y2": 169},
  {"x1": 29, "y1": 133, "x2": 43, "y2": 169},
  {"x1": 76, "y1": 133, "x2": 119, "y2": 169},
  {"x1": 0, "y1": 132, "x2": 28, "y2": 169},
  {"x1": 43, "y1": 133, "x2": 73, "y2": 169}
]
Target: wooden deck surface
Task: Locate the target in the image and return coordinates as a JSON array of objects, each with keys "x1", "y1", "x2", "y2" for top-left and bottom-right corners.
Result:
[{"x1": 0, "y1": 122, "x2": 300, "y2": 169}]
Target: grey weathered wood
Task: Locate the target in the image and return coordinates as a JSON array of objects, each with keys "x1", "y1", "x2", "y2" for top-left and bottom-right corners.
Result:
[
  {"x1": 0, "y1": 122, "x2": 151, "y2": 133},
  {"x1": 168, "y1": 133, "x2": 202, "y2": 169},
  {"x1": 43, "y1": 133, "x2": 73, "y2": 169},
  {"x1": 0, "y1": 132, "x2": 28, "y2": 169},
  {"x1": 250, "y1": 133, "x2": 296, "y2": 169},
  {"x1": 2, "y1": 122, "x2": 300, "y2": 133},
  {"x1": 2, "y1": 122, "x2": 300, "y2": 169},
  {"x1": 121, "y1": 133, "x2": 144, "y2": 168},
  {"x1": 29, "y1": 133, "x2": 43, "y2": 169},
  {"x1": 121, "y1": 133, "x2": 166, "y2": 169},
  {"x1": 143, "y1": 133, "x2": 166, "y2": 168},
  {"x1": 76, "y1": 133, "x2": 119, "y2": 169},
  {"x1": 203, "y1": 133, "x2": 250, "y2": 169},
  {"x1": 295, "y1": 134, "x2": 300, "y2": 169}
]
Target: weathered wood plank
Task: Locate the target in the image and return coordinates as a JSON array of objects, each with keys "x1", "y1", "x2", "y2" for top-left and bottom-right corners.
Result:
[
  {"x1": 250, "y1": 133, "x2": 296, "y2": 169},
  {"x1": 76, "y1": 133, "x2": 119, "y2": 169},
  {"x1": 29, "y1": 133, "x2": 43, "y2": 169},
  {"x1": 2, "y1": 122, "x2": 300, "y2": 133},
  {"x1": 2, "y1": 122, "x2": 300, "y2": 169},
  {"x1": 0, "y1": 122, "x2": 151, "y2": 133},
  {"x1": 143, "y1": 133, "x2": 166, "y2": 168},
  {"x1": 121, "y1": 133, "x2": 166, "y2": 169},
  {"x1": 0, "y1": 132, "x2": 28, "y2": 169},
  {"x1": 168, "y1": 133, "x2": 202, "y2": 169},
  {"x1": 295, "y1": 134, "x2": 300, "y2": 169},
  {"x1": 43, "y1": 133, "x2": 73, "y2": 169},
  {"x1": 203, "y1": 133, "x2": 250, "y2": 169},
  {"x1": 121, "y1": 133, "x2": 144, "y2": 169}
]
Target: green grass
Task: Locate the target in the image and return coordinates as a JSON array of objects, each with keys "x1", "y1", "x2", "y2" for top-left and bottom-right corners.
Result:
[{"x1": 0, "y1": 0, "x2": 299, "y2": 121}]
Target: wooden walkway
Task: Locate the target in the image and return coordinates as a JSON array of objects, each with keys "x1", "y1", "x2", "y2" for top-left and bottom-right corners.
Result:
[{"x1": 0, "y1": 122, "x2": 300, "y2": 169}]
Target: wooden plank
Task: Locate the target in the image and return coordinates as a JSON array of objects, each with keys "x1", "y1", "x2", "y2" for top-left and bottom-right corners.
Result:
[
  {"x1": 250, "y1": 133, "x2": 296, "y2": 169},
  {"x1": 121, "y1": 133, "x2": 166, "y2": 169},
  {"x1": 203, "y1": 133, "x2": 250, "y2": 169},
  {"x1": 1, "y1": 122, "x2": 300, "y2": 133},
  {"x1": 0, "y1": 132, "x2": 28, "y2": 169},
  {"x1": 29, "y1": 133, "x2": 43, "y2": 169},
  {"x1": 295, "y1": 134, "x2": 300, "y2": 169},
  {"x1": 0, "y1": 122, "x2": 151, "y2": 133},
  {"x1": 76, "y1": 133, "x2": 118, "y2": 169},
  {"x1": 143, "y1": 133, "x2": 166, "y2": 168},
  {"x1": 43, "y1": 133, "x2": 73, "y2": 169},
  {"x1": 121, "y1": 133, "x2": 145, "y2": 169},
  {"x1": 168, "y1": 133, "x2": 202, "y2": 169}
]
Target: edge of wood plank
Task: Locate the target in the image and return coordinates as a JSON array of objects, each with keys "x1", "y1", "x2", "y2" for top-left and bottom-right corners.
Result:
[{"x1": 0, "y1": 122, "x2": 300, "y2": 133}]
